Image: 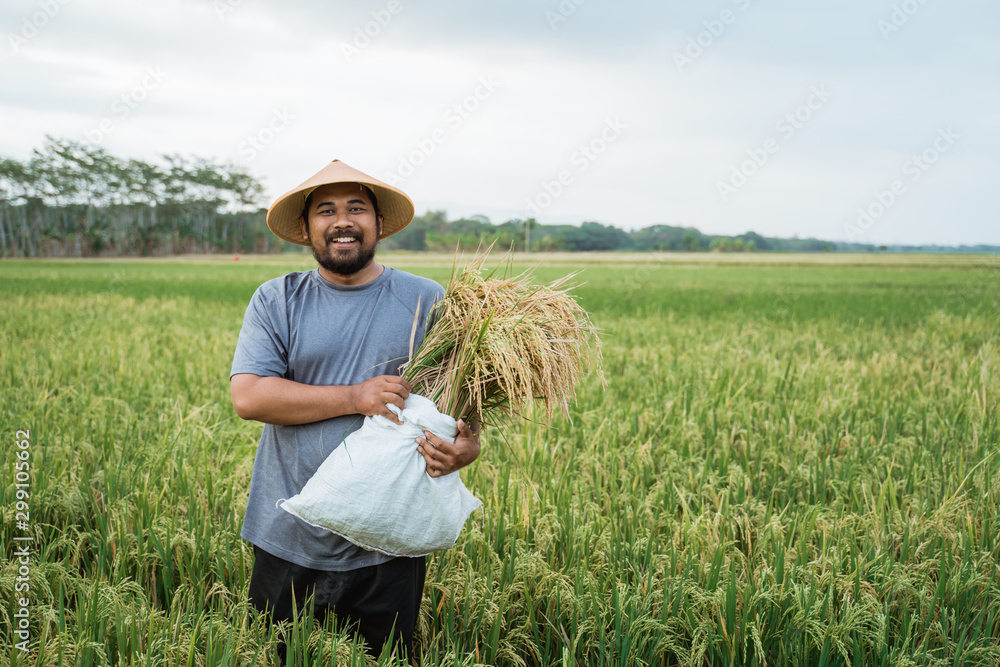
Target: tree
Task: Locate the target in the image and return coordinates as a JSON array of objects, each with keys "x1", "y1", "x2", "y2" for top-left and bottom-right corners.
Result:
[
  {"x1": 561, "y1": 222, "x2": 632, "y2": 251},
  {"x1": 0, "y1": 137, "x2": 265, "y2": 256}
]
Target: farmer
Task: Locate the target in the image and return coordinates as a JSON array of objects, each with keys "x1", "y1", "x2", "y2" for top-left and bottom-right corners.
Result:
[{"x1": 229, "y1": 160, "x2": 481, "y2": 660}]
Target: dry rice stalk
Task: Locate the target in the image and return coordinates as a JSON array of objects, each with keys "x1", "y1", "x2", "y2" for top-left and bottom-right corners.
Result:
[{"x1": 401, "y1": 251, "x2": 603, "y2": 425}]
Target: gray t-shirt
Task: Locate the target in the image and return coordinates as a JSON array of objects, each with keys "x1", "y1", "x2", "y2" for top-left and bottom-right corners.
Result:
[{"x1": 230, "y1": 266, "x2": 445, "y2": 570}]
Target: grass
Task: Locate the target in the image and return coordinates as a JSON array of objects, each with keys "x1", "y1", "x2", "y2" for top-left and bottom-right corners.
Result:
[{"x1": 1, "y1": 252, "x2": 999, "y2": 666}]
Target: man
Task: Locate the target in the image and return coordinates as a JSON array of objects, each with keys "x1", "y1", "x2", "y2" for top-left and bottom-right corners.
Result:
[{"x1": 229, "y1": 160, "x2": 480, "y2": 660}]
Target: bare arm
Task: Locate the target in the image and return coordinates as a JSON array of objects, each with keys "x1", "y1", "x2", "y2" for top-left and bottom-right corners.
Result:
[{"x1": 230, "y1": 373, "x2": 411, "y2": 426}]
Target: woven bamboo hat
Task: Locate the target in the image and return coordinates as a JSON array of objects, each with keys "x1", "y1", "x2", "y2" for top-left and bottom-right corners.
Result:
[{"x1": 266, "y1": 160, "x2": 414, "y2": 245}]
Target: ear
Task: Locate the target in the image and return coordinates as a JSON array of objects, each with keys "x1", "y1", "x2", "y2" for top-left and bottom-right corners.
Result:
[
  {"x1": 299, "y1": 215, "x2": 309, "y2": 242},
  {"x1": 376, "y1": 215, "x2": 384, "y2": 238}
]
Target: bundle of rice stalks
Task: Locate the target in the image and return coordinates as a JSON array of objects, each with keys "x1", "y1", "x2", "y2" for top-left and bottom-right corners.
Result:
[{"x1": 402, "y1": 251, "x2": 602, "y2": 425}]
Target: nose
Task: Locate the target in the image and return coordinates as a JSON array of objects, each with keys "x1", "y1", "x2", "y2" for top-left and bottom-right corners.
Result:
[{"x1": 332, "y1": 211, "x2": 353, "y2": 227}]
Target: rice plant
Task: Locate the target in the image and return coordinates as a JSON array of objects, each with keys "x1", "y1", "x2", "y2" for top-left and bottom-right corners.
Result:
[
  {"x1": 1, "y1": 252, "x2": 998, "y2": 666},
  {"x1": 402, "y1": 250, "x2": 601, "y2": 425}
]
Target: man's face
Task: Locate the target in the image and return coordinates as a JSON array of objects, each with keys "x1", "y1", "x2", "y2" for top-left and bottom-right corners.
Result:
[{"x1": 299, "y1": 182, "x2": 382, "y2": 277}]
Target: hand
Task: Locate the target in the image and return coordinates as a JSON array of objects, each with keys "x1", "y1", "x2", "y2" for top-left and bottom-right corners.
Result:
[
  {"x1": 350, "y1": 376, "x2": 411, "y2": 425},
  {"x1": 416, "y1": 420, "x2": 481, "y2": 478}
]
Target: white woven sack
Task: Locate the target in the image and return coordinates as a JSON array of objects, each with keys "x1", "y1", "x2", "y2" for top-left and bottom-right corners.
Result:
[{"x1": 278, "y1": 393, "x2": 482, "y2": 557}]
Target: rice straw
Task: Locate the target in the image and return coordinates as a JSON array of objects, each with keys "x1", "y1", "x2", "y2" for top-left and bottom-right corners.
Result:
[{"x1": 401, "y1": 249, "x2": 603, "y2": 426}]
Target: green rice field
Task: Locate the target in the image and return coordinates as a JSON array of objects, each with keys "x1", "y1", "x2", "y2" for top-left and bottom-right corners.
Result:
[{"x1": 2, "y1": 252, "x2": 999, "y2": 666}]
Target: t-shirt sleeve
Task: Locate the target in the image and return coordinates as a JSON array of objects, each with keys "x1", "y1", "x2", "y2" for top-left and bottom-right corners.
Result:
[
  {"x1": 423, "y1": 283, "x2": 447, "y2": 330},
  {"x1": 230, "y1": 283, "x2": 290, "y2": 379}
]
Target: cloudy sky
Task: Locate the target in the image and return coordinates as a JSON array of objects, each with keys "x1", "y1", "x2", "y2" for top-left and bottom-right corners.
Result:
[{"x1": 2, "y1": 0, "x2": 998, "y2": 245}]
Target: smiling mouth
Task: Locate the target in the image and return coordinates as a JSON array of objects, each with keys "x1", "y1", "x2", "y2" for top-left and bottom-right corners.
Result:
[{"x1": 329, "y1": 236, "x2": 360, "y2": 248}]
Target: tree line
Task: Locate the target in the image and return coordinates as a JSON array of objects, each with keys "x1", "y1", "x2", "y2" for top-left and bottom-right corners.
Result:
[
  {"x1": 0, "y1": 137, "x2": 287, "y2": 257},
  {"x1": 3, "y1": 139, "x2": 990, "y2": 258},
  {"x1": 381, "y1": 215, "x2": 840, "y2": 253}
]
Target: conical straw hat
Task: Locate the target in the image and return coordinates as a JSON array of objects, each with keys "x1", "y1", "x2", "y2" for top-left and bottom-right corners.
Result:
[{"x1": 266, "y1": 160, "x2": 414, "y2": 244}]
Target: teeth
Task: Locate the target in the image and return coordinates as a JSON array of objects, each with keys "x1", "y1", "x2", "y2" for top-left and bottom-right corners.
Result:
[{"x1": 334, "y1": 237, "x2": 356, "y2": 243}]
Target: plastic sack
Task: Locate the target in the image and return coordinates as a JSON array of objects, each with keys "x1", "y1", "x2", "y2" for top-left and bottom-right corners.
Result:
[{"x1": 278, "y1": 393, "x2": 482, "y2": 557}]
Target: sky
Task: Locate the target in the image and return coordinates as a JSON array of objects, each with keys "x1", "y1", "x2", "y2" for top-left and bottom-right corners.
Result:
[{"x1": 1, "y1": 0, "x2": 998, "y2": 246}]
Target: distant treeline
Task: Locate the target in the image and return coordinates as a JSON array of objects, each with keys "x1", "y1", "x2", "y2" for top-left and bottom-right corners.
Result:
[
  {"x1": 0, "y1": 137, "x2": 286, "y2": 257},
  {"x1": 2, "y1": 138, "x2": 996, "y2": 257},
  {"x1": 382, "y1": 214, "x2": 843, "y2": 253},
  {"x1": 379, "y1": 214, "x2": 998, "y2": 254}
]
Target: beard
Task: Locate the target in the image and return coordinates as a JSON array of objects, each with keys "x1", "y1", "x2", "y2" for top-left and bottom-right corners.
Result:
[{"x1": 309, "y1": 229, "x2": 379, "y2": 277}]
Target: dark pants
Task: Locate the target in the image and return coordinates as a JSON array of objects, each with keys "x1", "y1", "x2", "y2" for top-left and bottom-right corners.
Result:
[{"x1": 248, "y1": 545, "x2": 426, "y2": 661}]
